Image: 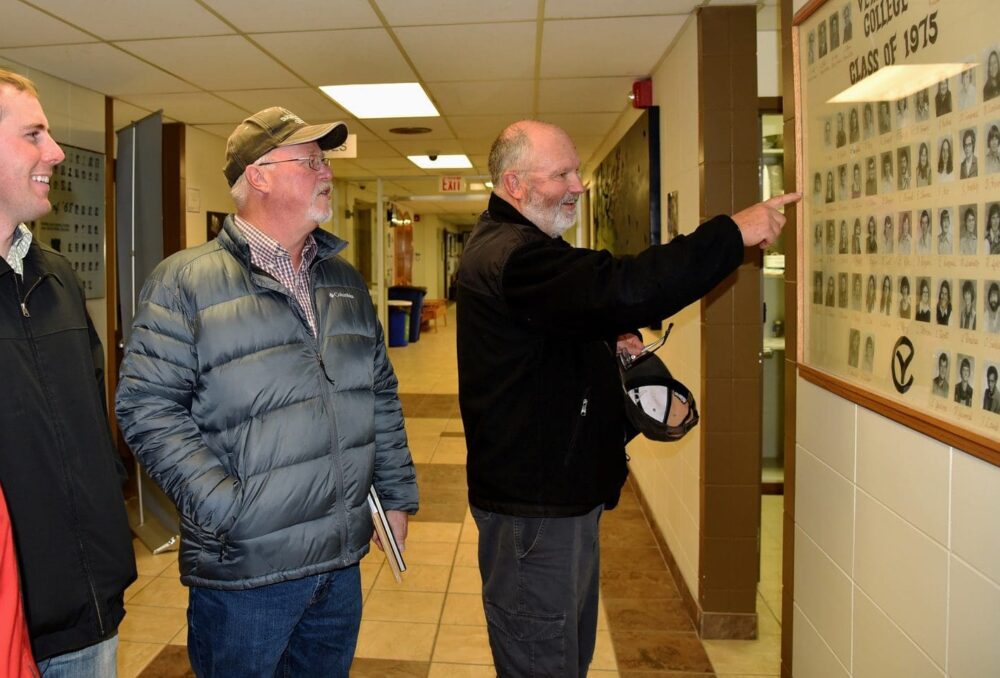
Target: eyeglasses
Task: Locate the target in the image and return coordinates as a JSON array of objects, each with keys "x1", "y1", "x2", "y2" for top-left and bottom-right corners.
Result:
[{"x1": 255, "y1": 156, "x2": 331, "y2": 171}]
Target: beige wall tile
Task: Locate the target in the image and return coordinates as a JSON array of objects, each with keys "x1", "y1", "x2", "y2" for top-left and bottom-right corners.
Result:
[
  {"x1": 169, "y1": 625, "x2": 187, "y2": 646},
  {"x1": 792, "y1": 607, "x2": 851, "y2": 678},
  {"x1": 948, "y1": 557, "x2": 1000, "y2": 677},
  {"x1": 796, "y1": 378, "x2": 856, "y2": 479},
  {"x1": 857, "y1": 409, "x2": 949, "y2": 545},
  {"x1": 796, "y1": 445, "x2": 855, "y2": 573},
  {"x1": 403, "y1": 539, "x2": 459, "y2": 567},
  {"x1": 854, "y1": 493, "x2": 947, "y2": 665},
  {"x1": 793, "y1": 525, "x2": 853, "y2": 666},
  {"x1": 133, "y1": 539, "x2": 179, "y2": 577},
  {"x1": 590, "y1": 630, "x2": 617, "y2": 670},
  {"x1": 951, "y1": 450, "x2": 1000, "y2": 584},
  {"x1": 853, "y1": 589, "x2": 944, "y2": 678}
]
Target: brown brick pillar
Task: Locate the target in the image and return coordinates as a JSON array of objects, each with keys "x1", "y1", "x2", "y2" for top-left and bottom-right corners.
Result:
[{"x1": 697, "y1": 4, "x2": 762, "y2": 640}]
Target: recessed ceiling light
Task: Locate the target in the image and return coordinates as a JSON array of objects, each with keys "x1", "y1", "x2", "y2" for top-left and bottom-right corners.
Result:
[
  {"x1": 827, "y1": 63, "x2": 975, "y2": 103},
  {"x1": 389, "y1": 126, "x2": 433, "y2": 135},
  {"x1": 319, "y1": 83, "x2": 439, "y2": 119},
  {"x1": 408, "y1": 154, "x2": 473, "y2": 169}
]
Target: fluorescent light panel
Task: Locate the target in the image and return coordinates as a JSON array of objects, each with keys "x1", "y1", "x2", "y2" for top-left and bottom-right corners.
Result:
[
  {"x1": 828, "y1": 63, "x2": 975, "y2": 103},
  {"x1": 319, "y1": 83, "x2": 439, "y2": 119},
  {"x1": 408, "y1": 154, "x2": 472, "y2": 169}
]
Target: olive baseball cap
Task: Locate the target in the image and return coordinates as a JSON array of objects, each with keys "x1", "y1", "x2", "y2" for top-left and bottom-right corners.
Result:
[{"x1": 224, "y1": 107, "x2": 348, "y2": 186}]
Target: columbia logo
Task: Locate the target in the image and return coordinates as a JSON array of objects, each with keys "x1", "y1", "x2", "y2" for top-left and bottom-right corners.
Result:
[{"x1": 329, "y1": 291, "x2": 355, "y2": 300}]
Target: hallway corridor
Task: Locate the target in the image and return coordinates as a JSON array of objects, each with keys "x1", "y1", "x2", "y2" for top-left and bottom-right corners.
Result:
[{"x1": 115, "y1": 305, "x2": 782, "y2": 677}]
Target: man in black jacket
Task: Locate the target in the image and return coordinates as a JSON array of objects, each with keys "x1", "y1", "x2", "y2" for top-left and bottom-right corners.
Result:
[
  {"x1": 456, "y1": 119, "x2": 797, "y2": 677},
  {"x1": 0, "y1": 69, "x2": 136, "y2": 676}
]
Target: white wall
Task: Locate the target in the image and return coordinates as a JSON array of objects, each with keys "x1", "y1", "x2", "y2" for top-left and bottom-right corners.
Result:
[
  {"x1": 794, "y1": 378, "x2": 1000, "y2": 676},
  {"x1": 0, "y1": 58, "x2": 110, "y2": 367},
  {"x1": 588, "y1": 15, "x2": 705, "y2": 596},
  {"x1": 184, "y1": 126, "x2": 232, "y2": 248}
]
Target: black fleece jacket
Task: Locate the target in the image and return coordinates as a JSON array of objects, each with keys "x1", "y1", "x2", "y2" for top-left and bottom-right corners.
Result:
[
  {"x1": 0, "y1": 240, "x2": 135, "y2": 660},
  {"x1": 456, "y1": 194, "x2": 744, "y2": 517}
]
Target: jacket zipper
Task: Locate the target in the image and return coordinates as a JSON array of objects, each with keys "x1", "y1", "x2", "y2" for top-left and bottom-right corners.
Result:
[
  {"x1": 14, "y1": 271, "x2": 107, "y2": 636},
  {"x1": 565, "y1": 388, "x2": 591, "y2": 465}
]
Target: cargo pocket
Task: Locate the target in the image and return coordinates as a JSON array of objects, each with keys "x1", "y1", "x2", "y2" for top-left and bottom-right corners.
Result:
[{"x1": 484, "y1": 600, "x2": 565, "y2": 677}]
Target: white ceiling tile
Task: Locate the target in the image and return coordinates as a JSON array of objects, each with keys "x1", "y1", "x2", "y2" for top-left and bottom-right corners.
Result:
[
  {"x1": 30, "y1": 0, "x2": 234, "y2": 40},
  {"x1": 427, "y1": 80, "x2": 533, "y2": 116},
  {"x1": 377, "y1": 0, "x2": 537, "y2": 25},
  {"x1": 356, "y1": 138, "x2": 405, "y2": 158},
  {"x1": 0, "y1": 43, "x2": 197, "y2": 95},
  {"x1": 192, "y1": 123, "x2": 236, "y2": 139},
  {"x1": 203, "y1": 0, "x2": 380, "y2": 32},
  {"x1": 355, "y1": 158, "x2": 417, "y2": 171},
  {"x1": 395, "y1": 23, "x2": 535, "y2": 81},
  {"x1": 536, "y1": 113, "x2": 619, "y2": 138},
  {"x1": 448, "y1": 115, "x2": 519, "y2": 139},
  {"x1": 541, "y1": 16, "x2": 686, "y2": 78},
  {"x1": 537, "y1": 77, "x2": 633, "y2": 113},
  {"x1": 0, "y1": 2, "x2": 95, "y2": 47},
  {"x1": 545, "y1": 0, "x2": 698, "y2": 18},
  {"x1": 386, "y1": 138, "x2": 466, "y2": 156},
  {"x1": 330, "y1": 161, "x2": 374, "y2": 178},
  {"x1": 117, "y1": 36, "x2": 300, "y2": 91},
  {"x1": 253, "y1": 28, "x2": 415, "y2": 85},
  {"x1": 117, "y1": 92, "x2": 248, "y2": 124},
  {"x1": 113, "y1": 100, "x2": 157, "y2": 131},
  {"x1": 220, "y1": 88, "x2": 350, "y2": 122},
  {"x1": 362, "y1": 117, "x2": 455, "y2": 141}
]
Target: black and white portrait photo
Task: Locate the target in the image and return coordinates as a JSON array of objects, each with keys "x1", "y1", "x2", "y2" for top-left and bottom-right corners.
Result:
[
  {"x1": 897, "y1": 145, "x2": 911, "y2": 190},
  {"x1": 848, "y1": 328, "x2": 860, "y2": 368},
  {"x1": 898, "y1": 276, "x2": 912, "y2": 319},
  {"x1": 938, "y1": 207, "x2": 954, "y2": 255},
  {"x1": 932, "y1": 351, "x2": 950, "y2": 398},
  {"x1": 959, "y1": 128, "x2": 978, "y2": 179},
  {"x1": 954, "y1": 355, "x2": 974, "y2": 407},
  {"x1": 959, "y1": 204, "x2": 978, "y2": 255},
  {"x1": 984, "y1": 49, "x2": 1000, "y2": 101},
  {"x1": 915, "y1": 277, "x2": 932, "y2": 322}
]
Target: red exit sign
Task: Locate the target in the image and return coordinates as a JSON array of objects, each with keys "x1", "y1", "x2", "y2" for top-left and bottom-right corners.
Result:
[{"x1": 439, "y1": 176, "x2": 465, "y2": 192}]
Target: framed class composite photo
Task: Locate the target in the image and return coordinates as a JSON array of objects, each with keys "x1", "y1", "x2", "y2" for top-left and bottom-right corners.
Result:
[{"x1": 794, "y1": 0, "x2": 1000, "y2": 463}]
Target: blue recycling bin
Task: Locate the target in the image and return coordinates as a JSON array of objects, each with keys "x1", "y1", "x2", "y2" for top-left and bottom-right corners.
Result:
[
  {"x1": 388, "y1": 285, "x2": 427, "y2": 342},
  {"x1": 387, "y1": 300, "x2": 412, "y2": 347}
]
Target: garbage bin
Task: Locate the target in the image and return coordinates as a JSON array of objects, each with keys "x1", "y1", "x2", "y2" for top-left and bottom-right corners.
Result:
[
  {"x1": 387, "y1": 300, "x2": 412, "y2": 347},
  {"x1": 388, "y1": 285, "x2": 427, "y2": 342}
]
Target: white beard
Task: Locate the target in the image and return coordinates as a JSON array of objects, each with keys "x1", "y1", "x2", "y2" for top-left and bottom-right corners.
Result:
[{"x1": 521, "y1": 190, "x2": 578, "y2": 238}]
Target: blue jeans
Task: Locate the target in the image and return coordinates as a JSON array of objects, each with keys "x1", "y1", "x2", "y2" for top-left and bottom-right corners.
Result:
[
  {"x1": 187, "y1": 567, "x2": 362, "y2": 678},
  {"x1": 472, "y1": 505, "x2": 603, "y2": 678},
  {"x1": 37, "y1": 634, "x2": 117, "y2": 678}
]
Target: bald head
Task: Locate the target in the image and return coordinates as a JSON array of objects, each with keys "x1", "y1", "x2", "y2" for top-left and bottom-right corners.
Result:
[
  {"x1": 488, "y1": 120, "x2": 573, "y2": 188},
  {"x1": 488, "y1": 119, "x2": 584, "y2": 238}
]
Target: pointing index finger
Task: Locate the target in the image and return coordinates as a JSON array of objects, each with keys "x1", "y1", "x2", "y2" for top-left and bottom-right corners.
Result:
[{"x1": 765, "y1": 192, "x2": 802, "y2": 208}]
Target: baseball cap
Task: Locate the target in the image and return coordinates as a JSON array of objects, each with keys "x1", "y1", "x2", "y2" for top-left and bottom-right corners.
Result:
[
  {"x1": 224, "y1": 107, "x2": 348, "y2": 187},
  {"x1": 621, "y1": 351, "x2": 699, "y2": 443}
]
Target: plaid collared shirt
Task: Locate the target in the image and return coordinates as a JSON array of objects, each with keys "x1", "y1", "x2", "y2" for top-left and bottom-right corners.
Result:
[
  {"x1": 3, "y1": 225, "x2": 33, "y2": 277},
  {"x1": 233, "y1": 215, "x2": 318, "y2": 337}
]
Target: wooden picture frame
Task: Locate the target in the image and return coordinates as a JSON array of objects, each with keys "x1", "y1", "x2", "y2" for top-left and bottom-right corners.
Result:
[{"x1": 793, "y1": 0, "x2": 1000, "y2": 465}]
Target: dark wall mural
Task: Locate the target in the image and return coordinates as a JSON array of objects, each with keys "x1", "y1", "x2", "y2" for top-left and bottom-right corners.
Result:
[{"x1": 592, "y1": 107, "x2": 660, "y2": 255}]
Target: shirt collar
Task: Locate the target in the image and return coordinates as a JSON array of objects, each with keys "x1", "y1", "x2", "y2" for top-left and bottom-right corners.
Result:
[
  {"x1": 233, "y1": 215, "x2": 317, "y2": 270},
  {"x1": 3, "y1": 224, "x2": 33, "y2": 277}
]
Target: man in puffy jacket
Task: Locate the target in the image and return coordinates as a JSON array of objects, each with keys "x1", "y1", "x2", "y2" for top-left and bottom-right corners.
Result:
[
  {"x1": 0, "y1": 68, "x2": 135, "y2": 677},
  {"x1": 457, "y1": 119, "x2": 797, "y2": 677},
  {"x1": 116, "y1": 107, "x2": 418, "y2": 678}
]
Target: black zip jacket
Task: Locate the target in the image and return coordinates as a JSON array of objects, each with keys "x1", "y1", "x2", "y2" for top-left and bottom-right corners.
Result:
[
  {"x1": 0, "y1": 240, "x2": 136, "y2": 661},
  {"x1": 456, "y1": 194, "x2": 744, "y2": 517}
]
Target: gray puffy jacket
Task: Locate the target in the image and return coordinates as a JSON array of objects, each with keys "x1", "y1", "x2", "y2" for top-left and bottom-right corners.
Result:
[{"x1": 115, "y1": 217, "x2": 417, "y2": 589}]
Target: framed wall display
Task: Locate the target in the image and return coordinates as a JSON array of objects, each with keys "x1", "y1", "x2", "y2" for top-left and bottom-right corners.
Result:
[
  {"x1": 794, "y1": 0, "x2": 1000, "y2": 463},
  {"x1": 25, "y1": 144, "x2": 105, "y2": 298}
]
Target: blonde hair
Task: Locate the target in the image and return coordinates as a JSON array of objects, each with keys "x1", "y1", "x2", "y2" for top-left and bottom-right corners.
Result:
[{"x1": 0, "y1": 69, "x2": 39, "y2": 122}]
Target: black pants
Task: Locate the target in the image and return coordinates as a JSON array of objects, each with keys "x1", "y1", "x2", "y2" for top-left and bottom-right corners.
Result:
[{"x1": 471, "y1": 504, "x2": 602, "y2": 678}]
